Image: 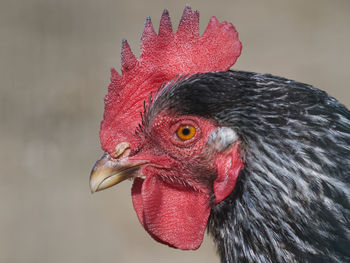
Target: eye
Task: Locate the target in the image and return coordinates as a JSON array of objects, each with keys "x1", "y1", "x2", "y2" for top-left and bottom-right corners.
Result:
[{"x1": 176, "y1": 125, "x2": 196, "y2": 141}]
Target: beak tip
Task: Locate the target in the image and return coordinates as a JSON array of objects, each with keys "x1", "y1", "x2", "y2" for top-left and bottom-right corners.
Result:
[
  {"x1": 89, "y1": 180, "x2": 99, "y2": 194},
  {"x1": 89, "y1": 150, "x2": 142, "y2": 194}
]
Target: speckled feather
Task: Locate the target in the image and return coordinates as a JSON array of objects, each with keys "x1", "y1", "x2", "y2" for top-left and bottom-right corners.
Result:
[{"x1": 149, "y1": 70, "x2": 350, "y2": 263}]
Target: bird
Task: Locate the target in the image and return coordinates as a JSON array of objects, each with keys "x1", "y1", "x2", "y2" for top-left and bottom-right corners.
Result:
[{"x1": 89, "y1": 6, "x2": 350, "y2": 263}]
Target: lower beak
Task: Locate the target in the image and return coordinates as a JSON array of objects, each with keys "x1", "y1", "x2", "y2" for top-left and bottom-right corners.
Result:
[{"x1": 89, "y1": 152, "x2": 146, "y2": 193}]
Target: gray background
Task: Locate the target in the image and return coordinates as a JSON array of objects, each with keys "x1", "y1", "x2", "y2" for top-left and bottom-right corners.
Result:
[{"x1": 1, "y1": 0, "x2": 349, "y2": 262}]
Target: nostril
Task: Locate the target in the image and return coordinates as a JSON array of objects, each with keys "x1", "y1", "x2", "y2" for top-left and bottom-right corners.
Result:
[
  {"x1": 120, "y1": 148, "x2": 131, "y2": 158},
  {"x1": 113, "y1": 142, "x2": 131, "y2": 158}
]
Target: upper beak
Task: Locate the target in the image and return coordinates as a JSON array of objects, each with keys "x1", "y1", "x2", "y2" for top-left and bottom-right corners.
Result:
[{"x1": 89, "y1": 144, "x2": 147, "y2": 193}]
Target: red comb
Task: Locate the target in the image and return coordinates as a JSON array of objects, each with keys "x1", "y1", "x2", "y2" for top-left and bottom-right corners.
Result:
[{"x1": 101, "y1": 6, "x2": 242, "y2": 154}]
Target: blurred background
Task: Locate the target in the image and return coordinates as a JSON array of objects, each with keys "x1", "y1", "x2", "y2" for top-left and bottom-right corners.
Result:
[{"x1": 1, "y1": 0, "x2": 349, "y2": 262}]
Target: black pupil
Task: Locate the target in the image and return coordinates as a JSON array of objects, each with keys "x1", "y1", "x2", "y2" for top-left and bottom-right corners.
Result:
[{"x1": 182, "y1": 127, "x2": 191, "y2": 136}]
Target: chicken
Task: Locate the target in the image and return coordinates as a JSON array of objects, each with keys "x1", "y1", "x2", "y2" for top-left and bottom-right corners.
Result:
[{"x1": 89, "y1": 7, "x2": 350, "y2": 263}]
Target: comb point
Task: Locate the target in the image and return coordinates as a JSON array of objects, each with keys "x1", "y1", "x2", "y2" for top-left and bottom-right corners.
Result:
[
  {"x1": 121, "y1": 39, "x2": 137, "y2": 72},
  {"x1": 177, "y1": 5, "x2": 199, "y2": 36},
  {"x1": 110, "y1": 68, "x2": 121, "y2": 81},
  {"x1": 210, "y1": 16, "x2": 219, "y2": 24},
  {"x1": 144, "y1": 16, "x2": 153, "y2": 29},
  {"x1": 141, "y1": 16, "x2": 157, "y2": 50},
  {"x1": 183, "y1": 5, "x2": 192, "y2": 14},
  {"x1": 159, "y1": 9, "x2": 173, "y2": 35},
  {"x1": 203, "y1": 16, "x2": 221, "y2": 36},
  {"x1": 162, "y1": 9, "x2": 169, "y2": 15}
]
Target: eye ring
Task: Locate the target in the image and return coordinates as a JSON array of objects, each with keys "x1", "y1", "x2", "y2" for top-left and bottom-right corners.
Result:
[{"x1": 176, "y1": 125, "x2": 196, "y2": 141}]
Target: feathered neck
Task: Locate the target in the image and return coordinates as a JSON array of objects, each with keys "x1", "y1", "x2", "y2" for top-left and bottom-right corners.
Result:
[
  {"x1": 180, "y1": 71, "x2": 350, "y2": 263},
  {"x1": 142, "y1": 70, "x2": 350, "y2": 262}
]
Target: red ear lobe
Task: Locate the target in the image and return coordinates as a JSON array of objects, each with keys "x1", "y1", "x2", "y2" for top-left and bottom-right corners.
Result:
[{"x1": 213, "y1": 143, "x2": 243, "y2": 203}]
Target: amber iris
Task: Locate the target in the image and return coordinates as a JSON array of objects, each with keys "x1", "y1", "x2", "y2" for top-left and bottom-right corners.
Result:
[{"x1": 176, "y1": 125, "x2": 196, "y2": 141}]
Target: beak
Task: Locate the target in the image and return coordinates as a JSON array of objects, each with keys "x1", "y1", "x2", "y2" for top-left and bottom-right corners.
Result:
[{"x1": 89, "y1": 151, "x2": 146, "y2": 193}]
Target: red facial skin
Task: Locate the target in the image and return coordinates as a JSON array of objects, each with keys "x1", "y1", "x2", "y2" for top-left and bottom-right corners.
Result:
[{"x1": 126, "y1": 114, "x2": 243, "y2": 250}]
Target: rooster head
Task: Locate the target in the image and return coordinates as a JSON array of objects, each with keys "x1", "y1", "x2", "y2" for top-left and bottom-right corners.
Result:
[{"x1": 90, "y1": 7, "x2": 242, "y2": 250}]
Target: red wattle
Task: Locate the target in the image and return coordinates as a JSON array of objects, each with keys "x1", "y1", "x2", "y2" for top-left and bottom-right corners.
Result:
[
  {"x1": 214, "y1": 143, "x2": 243, "y2": 203},
  {"x1": 131, "y1": 176, "x2": 210, "y2": 250}
]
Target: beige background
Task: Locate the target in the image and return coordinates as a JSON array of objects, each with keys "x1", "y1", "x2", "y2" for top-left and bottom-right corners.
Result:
[{"x1": 1, "y1": 0, "x2": 349, "y2": 262}]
